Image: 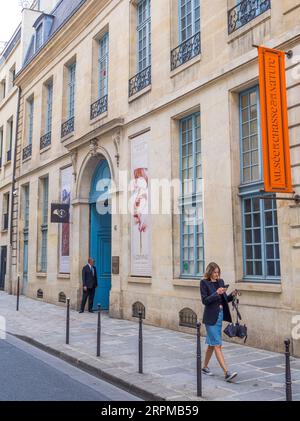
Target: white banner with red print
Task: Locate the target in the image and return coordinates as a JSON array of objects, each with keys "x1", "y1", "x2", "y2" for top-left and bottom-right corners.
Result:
[{"x1": 131, "y1": 134, "x2": 152, "y2": 277}]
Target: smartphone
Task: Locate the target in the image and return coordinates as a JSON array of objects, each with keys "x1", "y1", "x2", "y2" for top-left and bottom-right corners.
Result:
[{"x1": 224, "y1": 284, "x2": 230, "y2": 289}]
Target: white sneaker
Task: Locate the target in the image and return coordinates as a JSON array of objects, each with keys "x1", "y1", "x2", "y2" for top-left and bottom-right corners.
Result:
[
  {"x1": 225, "y1": 371, "x2": 238, "y2": 382},
  {"x1": 202, "y1": 367, "x2": 213, "y2": 376}
]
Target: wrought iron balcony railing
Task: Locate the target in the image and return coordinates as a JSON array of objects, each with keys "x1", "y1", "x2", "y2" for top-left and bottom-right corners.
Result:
[
  {"x1": 40, "y1": 132, "x2": 51, "y2": 150},
  {"x1": 23, "y1": 144, "x2": 32, "y2": 160},
  {"x1": 228, "y1": 0, "x2": 271, "y2": 35},
  {"x1": 61, "y1": 116, "x2": 75, "y2": 138},
  {"x1": 171, "y1": 32, "x2": 201, "y2": 71},
  {"x1": 7, "y1": 149, "x2": 11, "y2": 162},
  {"x1": 90, "y1": 95, "x2": 108, "y2": 120},
  {"x1": 129, "y1": 66, "x2": 151, "y2": 97}
]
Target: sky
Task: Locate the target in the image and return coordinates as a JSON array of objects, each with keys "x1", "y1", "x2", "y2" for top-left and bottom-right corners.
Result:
[{"x1": 0, "y1": 0, "x2": 24, "y2": 51}]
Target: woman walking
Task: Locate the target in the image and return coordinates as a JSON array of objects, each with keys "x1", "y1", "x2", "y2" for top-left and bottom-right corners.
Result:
[{"x1": 200, "y1": 262, "x2": 238, "y2": 382}]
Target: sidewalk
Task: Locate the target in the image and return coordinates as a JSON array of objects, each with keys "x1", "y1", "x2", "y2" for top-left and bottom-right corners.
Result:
[{"x1": 1, "y1": 291, "x2": 300, "y2": 401}]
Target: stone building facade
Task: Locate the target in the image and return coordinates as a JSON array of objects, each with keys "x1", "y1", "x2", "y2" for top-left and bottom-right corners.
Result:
[{"x1": 1, "y1": 0, "x2": 300, "y2": 356}]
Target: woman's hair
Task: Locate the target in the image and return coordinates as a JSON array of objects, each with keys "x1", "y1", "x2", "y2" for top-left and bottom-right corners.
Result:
[{"x1": 204, "y1": 262, "x2": 221, "y2": 280}]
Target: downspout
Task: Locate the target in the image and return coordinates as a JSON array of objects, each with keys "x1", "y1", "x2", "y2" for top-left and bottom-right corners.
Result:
[{"x1": 9, "y1": 86, "x2": 21, "y2": 294}]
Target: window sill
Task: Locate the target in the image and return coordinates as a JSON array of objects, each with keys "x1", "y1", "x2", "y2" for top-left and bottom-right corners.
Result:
[
  {"x1": 61, "y1": 132, "x2": 74, "y2": 142},
  {"x1": 57, "y1": 273, "x2": 70, "y2": 280},
  {"x1": 36, "y1": 272, "x2": 47, "y2": 278},
  {"x1": 90, "y1": 111, "x2": 108, "y2": 126},
  {"x1": 40, "y1": 145, "x2": 51, "y2": 154},
  {"x1": 173, "y1": 279, "x2": 200, "y2": 288},
  {"x1": 0, "y1": 229, "x2": 8, "y2": 234},
  {"x1": 4, "y1": 161, "x2": 12, "y2": 167},
  {"x1": 170, "y1": 54, "x2": 201, "y2": 78},
  {"x1": 128, "y1": 276, "x2": 152, "y2": 285},
  {"x1": 22, "y1": 156, "x2": 32, "y2": 164},
  {"x1": 228, "y1": 9, "x2": 271, "y2": 43},
  {"x1": 128, "y1": 84, "x2": 151, "y2": 103},
  {"x1": 234, "y1": 281, "x2": 282, "y2": 294}
]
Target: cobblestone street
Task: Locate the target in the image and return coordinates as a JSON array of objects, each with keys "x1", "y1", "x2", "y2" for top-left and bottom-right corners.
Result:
[{"x1": 1, "y1": 292, "x2": 299, "y2": 401}]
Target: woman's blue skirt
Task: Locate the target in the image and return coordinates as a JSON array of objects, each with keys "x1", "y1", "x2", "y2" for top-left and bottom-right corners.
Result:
[{"x1": 205, "y1": 309, "x2": 223, "y2": 346}]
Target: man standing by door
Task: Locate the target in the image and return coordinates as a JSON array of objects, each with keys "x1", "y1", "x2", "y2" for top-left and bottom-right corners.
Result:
[{"x1": 79, "y1": 258, "x2": 98, "y2": 313}]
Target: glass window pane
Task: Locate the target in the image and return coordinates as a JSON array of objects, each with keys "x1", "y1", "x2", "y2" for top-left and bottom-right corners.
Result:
[
  {"x1": 246, "y1": 246, "x2": 253, "y2": 259},
  {"x1": 243, "y1": 138, "x2": 250, "y2": 152},
  {"x1": 244, "y1": 199, "x2": 251, "y2": 213},
  {"x1": 266, "y1": 244, "x2": 274, "y2": 259},
  {"x1": 253, "y1": 212, "x2": 260, "y2": 227},
  {"x1": 242, "y1": 123, "x2": 249, "y2": 138},
  {"x1": 241, "y1": 94, "x2": 248, "y2": 108},
  {"x1": 250, "y1": 106, "x2": 257, "y2": 120},
  {"x1": 250, "y1": 120, "x2": 257, "y2": 135},
  {"x1": 265, "y1": 211, "x2": 273, "y2": 227},
  {"x1": 246, "y1": 230, "x2": 252, "y2": 243},
  {"x1": 245, "y1": 214, "x2": 252, "y2": 228},
  {"x1": 254, "y1": 245, "x2": 262, "y2": 259},
  {"x1": 254, "y1": 229, "x2": 261, "y2": 244},
  {"x1": 266, "y1": 228, "x2": 274, "y2": 242},
  {"x1": 252, "y1": 165, "x2": 259, "y2": 180},
  {"x1": 250, "y1": 91, "x2": 257, "y2": 105},
  {"x1": 246, "y1": 261, "x2": 254, "y2": 276},
  {"x1": 253, "y1": 197, "x2": 260, "y2": 211},
  {"x1": 243, "y1": 152, "x2": 251, "y2": 167},
  {"x1": 255, "y1": 261, "x2": 262, "y2": 276},
  {"x1": 267, "y1": 261, "x2": 275, "y2": 277},
  {"x1": 244, "y1": 168, "x2": 251, "y2": 183}
]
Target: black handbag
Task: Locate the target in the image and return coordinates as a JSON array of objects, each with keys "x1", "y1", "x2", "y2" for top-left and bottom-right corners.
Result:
[{"x1": 224, "y1": 296, "x2": 248, "y2": 343}]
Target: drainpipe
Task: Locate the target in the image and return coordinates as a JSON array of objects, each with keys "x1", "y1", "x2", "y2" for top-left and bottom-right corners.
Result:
[{"x1": 9, "y1": 86, "x2": 22, "y2": 295}]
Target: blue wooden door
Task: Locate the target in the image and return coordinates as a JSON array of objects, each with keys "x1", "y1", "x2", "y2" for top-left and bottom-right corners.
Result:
[{"x1": 90, "y1": 160, "x2": 112, "y2": 311}]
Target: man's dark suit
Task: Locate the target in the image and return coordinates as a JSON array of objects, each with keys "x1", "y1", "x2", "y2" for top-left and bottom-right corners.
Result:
[{"x1": 80, "y1": 264, "x2": 98, "y2": 312}]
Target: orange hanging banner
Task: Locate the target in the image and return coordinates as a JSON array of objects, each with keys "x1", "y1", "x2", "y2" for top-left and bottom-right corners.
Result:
[{"x1": 258, "y1": 46, "x2": 293, "y2": 193}]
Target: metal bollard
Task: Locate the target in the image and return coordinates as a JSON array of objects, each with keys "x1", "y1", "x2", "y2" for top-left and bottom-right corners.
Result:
[
  {"x1": 196, "y1": 322, "x2": 202, "y2": 397},
  {"x1": 16, "y1": 276, "x2": 20, "y2": 312},
  {"x1": 285, "y1": 339, "x2": 293, "y2": 401},
  {"x1": 138, "y1": 311, "x2": 143, "y2": 374},
  {"x1": 97, "y1": 304, "x2": 101, "y2": 357},
  {"x1": 66, "y1": 298, "x2": 70, "y2": 345}
]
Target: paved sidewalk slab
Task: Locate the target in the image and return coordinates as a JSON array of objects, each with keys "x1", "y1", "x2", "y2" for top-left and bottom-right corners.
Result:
[{"x1": 0, "y1": 292, "x2": 299, "y2": 401}]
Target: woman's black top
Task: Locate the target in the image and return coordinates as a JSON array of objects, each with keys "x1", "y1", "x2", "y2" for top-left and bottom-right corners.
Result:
[{"x1": 200, "y1": 278, "x2": 233, "y2": 326}]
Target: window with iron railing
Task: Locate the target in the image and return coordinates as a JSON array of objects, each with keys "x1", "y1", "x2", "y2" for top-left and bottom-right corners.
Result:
[
  {"x1": 91, "y1": 33, "x2": 109, "y2": 119},
  {"x1": 228, "y1": 0, "x2": 271, "y2": 35},
  {"x1": 129, "y1": 0, "x2": 152, "y2": 97},
  {"x1": 62, "y1": 62, "x2": 76, "y2": 138},
  {"x1": 171, "y1": 0, "x2": 201, "y2": 71}
]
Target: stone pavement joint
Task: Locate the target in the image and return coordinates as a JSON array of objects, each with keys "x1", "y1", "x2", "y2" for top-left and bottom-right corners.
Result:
[{"x1": 0, "y1": 292, "x2": 299, "y2": 401}]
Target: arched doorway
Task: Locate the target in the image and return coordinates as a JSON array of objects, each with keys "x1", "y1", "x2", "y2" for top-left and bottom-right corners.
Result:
[{"x1": 89, "y1": 159, "x2": 112, "y2": 310}]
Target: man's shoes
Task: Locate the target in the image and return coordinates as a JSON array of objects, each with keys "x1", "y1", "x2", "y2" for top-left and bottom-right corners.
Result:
[
  {"x1": 225, "y1": 371, "x2": 238, "y2": 382},
  {"x1": 89, "y1": 310, "x2": 94, "y2": 313},
  {"x1": 79, "y1": 310, "x2": 84, "y2": 314}
]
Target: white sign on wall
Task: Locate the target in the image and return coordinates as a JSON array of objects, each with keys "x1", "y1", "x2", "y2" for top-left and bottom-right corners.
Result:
[{"x1": 131, "y1": 134, "x2": 152, "y2": 277}]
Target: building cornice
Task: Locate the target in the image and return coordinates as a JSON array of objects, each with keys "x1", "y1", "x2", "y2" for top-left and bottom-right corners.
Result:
[{"x1": 14, "y1": 0, "x2": 111, "y2": 88}]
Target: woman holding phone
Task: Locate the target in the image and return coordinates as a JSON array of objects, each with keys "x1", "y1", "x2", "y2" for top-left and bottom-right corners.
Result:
[{"x1": 200, "y1": 262, "x2": 238, "y2": 382}]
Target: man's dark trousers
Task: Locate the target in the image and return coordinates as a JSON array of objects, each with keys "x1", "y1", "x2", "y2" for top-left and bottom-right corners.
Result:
[
  {"x1": 80, "y1": 264, "x2": 98, "y2": 312},
  {"x1": 81, "y1": 287, "x2": 96, "y2": 312}
]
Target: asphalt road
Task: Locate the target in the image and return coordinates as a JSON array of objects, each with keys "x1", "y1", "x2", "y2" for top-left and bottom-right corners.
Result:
[{"x1": 0, "y1": 335, "x2": 140, "y2": 401}]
